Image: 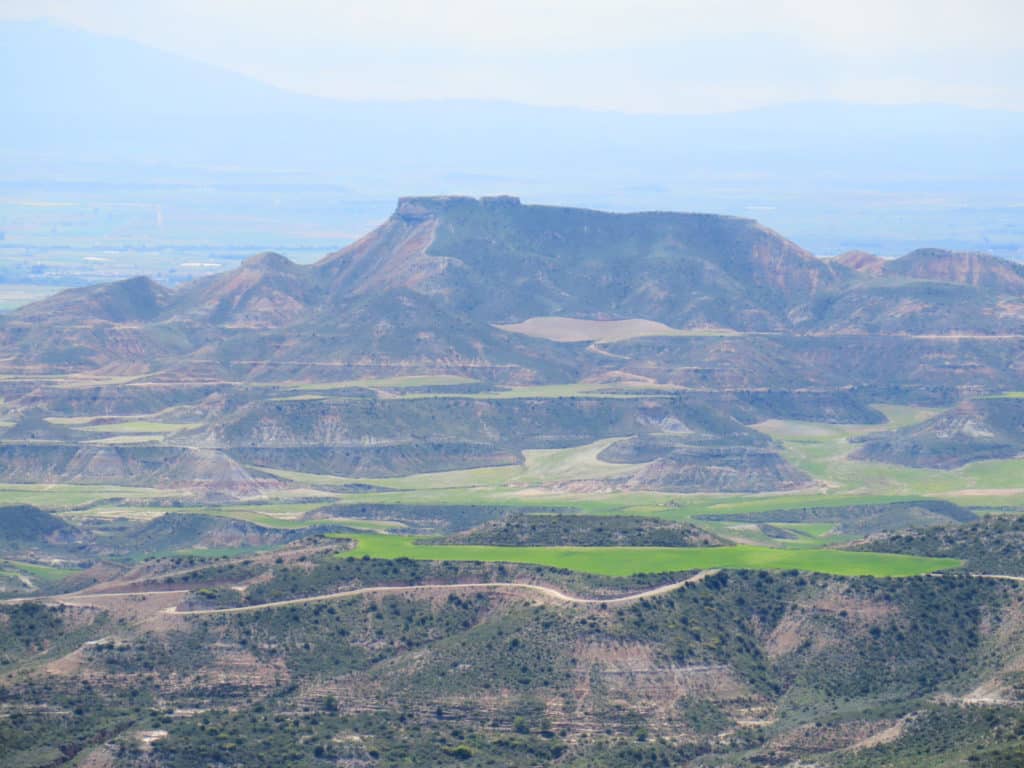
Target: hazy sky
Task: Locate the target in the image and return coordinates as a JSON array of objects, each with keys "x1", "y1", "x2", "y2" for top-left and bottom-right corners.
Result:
[{"x1": 3, "y1": 0, "x2": 1022, "y2": 113}]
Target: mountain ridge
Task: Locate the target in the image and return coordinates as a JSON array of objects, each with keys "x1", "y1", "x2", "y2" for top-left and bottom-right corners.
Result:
[
  {"x1": 5, "y1": 21, "x2": 1024, "y2": 187},
  {"x1": 3, "y1": 196, "x2": 1024, "y2": 391}
]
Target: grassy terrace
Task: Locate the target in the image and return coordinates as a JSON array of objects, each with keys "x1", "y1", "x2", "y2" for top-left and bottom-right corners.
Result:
[
  {"x1": 250, "y1": 401, "x2": 1024, "y2": 553},
  {"x1": 0, "y1": 558, "x2": 74, "y2": 582},
  {"x1": 0, "y1": 558, "x2": 77, "y2": 593},
  {"x1": 339, "y1": 534, "x2": 961, "y2": 577},
  {"x1": 0, "y1": 483, "x2": 175, "y2": 508},
  {"x1": 754, "y1": 404, "x2": 1024, "y2": 506},
  {"x1": 2, "y1": 396, "x2": 1020, "y2": 570},
  {"x1": 291, "y1": 374, "x2": 479, "y2": 390},
  {"x1": 59, "y1": 502, "x2": 402, "y2": 532},
  {"x1": 258, "y1": 412, "x2": 1024, "y2": 511}
]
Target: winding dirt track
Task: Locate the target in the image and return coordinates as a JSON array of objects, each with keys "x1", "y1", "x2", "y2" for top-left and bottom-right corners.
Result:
[
  {"x1": 170, "y1": 570, "x2": 720, "y2": 615},
  {"x1": 2, "y1": 575, "x2": 719, "y2": 614},
  {"x1": 9, "y1": 570, "x2": 1024, "y2": 617},
  {"x1": 971, "y1": 573, "x2": 1024, "y2": 584},
  {"x1": 20, "y1": 571, "x2": 718, "y2": 614}
]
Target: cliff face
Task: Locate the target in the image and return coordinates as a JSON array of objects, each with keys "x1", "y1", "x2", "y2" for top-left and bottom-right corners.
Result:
[{"x1": 315, "y1": 196, "x2": 841, "y2": 330}]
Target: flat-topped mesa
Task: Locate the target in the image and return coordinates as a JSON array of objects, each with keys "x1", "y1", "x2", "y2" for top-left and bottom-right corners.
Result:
[
  {"x1": 394, "y1": 195, "x2": 522, "y2": 222},
  {"x1": 317, "y1": 194, "x2": 841, "y2": 333},
  {"x1": 10, "y1": 194, "x2": 1024, "y2": 377},
  {"x1": 393, "y1": 195, "x2": 758, "y2": 225}
]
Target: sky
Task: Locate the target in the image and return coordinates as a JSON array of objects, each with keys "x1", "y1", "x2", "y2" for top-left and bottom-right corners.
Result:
[{"x1": 2, "y1": 0, "x2": 1022, "y2": 113}]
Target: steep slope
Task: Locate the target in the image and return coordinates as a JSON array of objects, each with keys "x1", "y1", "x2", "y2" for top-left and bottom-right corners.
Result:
[
  {"x1": 813, "y1": 249, "x2": 1024, "y2": 335},
  {"x1": 171, "y1": 252, "x2": 320, "y2": 327},
  {"x1": 832, "y1": 248, "x2": 1024, "y2": 291},
  {"x1": 605, "y1": 436, "x2": 810, "y2": 493},
  {"x1": 190, "y1": 393, "x2": 810, "y2": 491},
  {"x1": 316, "y1": 195, "x2": 843, "y2": 331},
  {"x1": 232, "y1": 289, "x2": 579, "y2": 383},
  {"x1": 0, "y1": 443, "x2": 264, "y2": 498},
  {"x1": 808, "y1": 279, "x2": 1024, "y2": 335},
  {"x1": 599, "y1": 332, "x2": 1024, "y2": 397},
  {"x1": 2, "y1": 410, "x2": 80, "y2": 442},
  {"x1": 197, "y1": 395, "x2": 744, "y2": 474}
]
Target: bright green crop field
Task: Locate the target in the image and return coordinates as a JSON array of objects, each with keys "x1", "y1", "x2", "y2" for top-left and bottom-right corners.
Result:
[{"x1": 339, "y1": 534, "x2": 961, "y2": 577}]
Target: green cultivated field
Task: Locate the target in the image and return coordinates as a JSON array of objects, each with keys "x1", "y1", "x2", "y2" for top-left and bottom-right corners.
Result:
[
  {"x1": 0, "y1": 558, "x2": 76, "y2": 592},
  {"x1": 0, "y1": 483, "x2": 175, "y2": 508},
  {"x1": 341, "y1": 534, "x2": 960, "y2": 577},
  {"x1": 261, "y1": 437, "x2": 648, "y2": 492},
  {"x1": 5, "y1": 399, "x2": 1020, "y2": 574},
  {"x1": 0, "y1": 558, "x2": 73, "y2": 581},
  {"x1": 388, "y1": 383, "x2": 678, "y2": 400},
  {"x1": 754, "y1": 405, "x2": 1024, "y2": 508},
  {"x1": 259, "y1": 403, "x2": 1024, "y2": 528},
  {"x1": 291, "y1": 374, "x2": 479, "y2": 391}
]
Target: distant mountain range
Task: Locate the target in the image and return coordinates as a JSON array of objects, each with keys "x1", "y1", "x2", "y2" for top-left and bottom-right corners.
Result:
[
  {"x1": 4, "y1": 195, "x2": 1024, "y2": 395},
  {"x1": 3, "y1": 20, "x2": 1024, "y2": 258},
  {"x1": 6, "y1": 20, "x2": 1022, "y2": 185}
]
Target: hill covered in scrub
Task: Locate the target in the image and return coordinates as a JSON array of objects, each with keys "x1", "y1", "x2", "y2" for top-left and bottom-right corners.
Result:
[
  {"x1": 3, "y1": 544, "x2": 1024, "y2": 767},
  {"x1": 0, "y1": 505, "x2": 83, "y2": 554},
  {"x1": 111, "y1": 512, "x2": 356, "y2": 554},
  {"x1": 698, "y1": 500, "x2": 977, "y2": 539},
  {"x1": 854, "y1": 514, "x2": 1024, "y2": 576},
  {"x1": 439, "y1": 512, "x2": 725, "y2": 547}
]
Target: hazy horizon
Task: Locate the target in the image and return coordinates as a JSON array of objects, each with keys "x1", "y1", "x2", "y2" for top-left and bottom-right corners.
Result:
[
  {"x1": 2, "y1": 4, "x2": 1023, "y2": 301},
  {"x1": 4, "y1": 0, "x2": 1023, "y2": 114}
]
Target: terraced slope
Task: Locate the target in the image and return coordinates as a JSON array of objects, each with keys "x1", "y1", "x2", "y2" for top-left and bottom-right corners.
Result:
[{"x1": 853, "y1": 397, "x2": 1024, "y2": 468}]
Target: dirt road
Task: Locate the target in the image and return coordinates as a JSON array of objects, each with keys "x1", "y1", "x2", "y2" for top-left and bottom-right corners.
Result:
[{"x1": 171, "y1": 570, "x2": 719, "y2": 616}]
